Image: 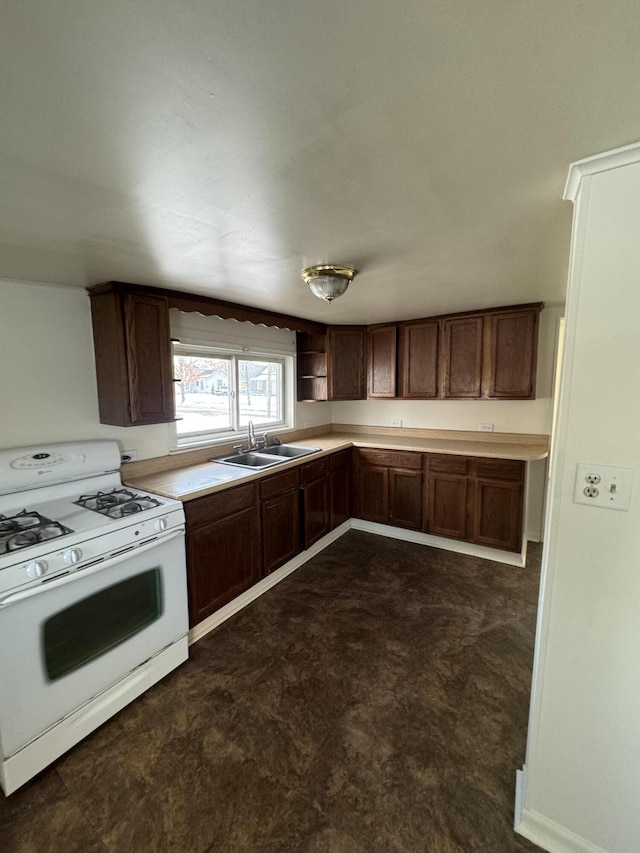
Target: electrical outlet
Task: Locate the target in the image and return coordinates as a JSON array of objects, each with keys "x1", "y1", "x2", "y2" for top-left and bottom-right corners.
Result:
[
  {"x1": 478, "y1": 423, "x2": 494, "y2": 432},
  {"x1": 390, "y1": 419, "x2": 402, "y2": 428},
  {"x1": 120, "y1": 450, "x2": 137, "y2": 464},
  {"x1": 573, "y1": 463, "x2": 633, "y2": 510}
]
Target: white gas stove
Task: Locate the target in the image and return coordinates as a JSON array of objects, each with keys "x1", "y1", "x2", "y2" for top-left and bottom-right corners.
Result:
[{"x1": 0, "y1": 440, "x2": 189, "y2": 796}]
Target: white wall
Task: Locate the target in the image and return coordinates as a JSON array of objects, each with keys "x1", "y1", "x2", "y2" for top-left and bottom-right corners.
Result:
[
  {"x1": 518, "y1": 156, "x2": 640, "y2": 852},
  {"x1": 333, "y1": 305, "x2": 561, "y2": 436}
]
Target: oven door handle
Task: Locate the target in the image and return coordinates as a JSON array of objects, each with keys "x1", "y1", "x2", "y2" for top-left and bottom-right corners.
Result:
[{"x1": 0, "y1": 528, "x2": 185, "y2": 608}]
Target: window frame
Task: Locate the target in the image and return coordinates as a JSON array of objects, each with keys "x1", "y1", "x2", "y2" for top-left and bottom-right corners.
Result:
[{"x1": 172, "y1": 342, "x2": 291, "y2": 449}]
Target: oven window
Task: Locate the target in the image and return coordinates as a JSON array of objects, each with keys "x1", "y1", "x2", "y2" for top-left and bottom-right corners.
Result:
[{"x1": 42, "y1": 569, "x2": 163, "y2": 682}]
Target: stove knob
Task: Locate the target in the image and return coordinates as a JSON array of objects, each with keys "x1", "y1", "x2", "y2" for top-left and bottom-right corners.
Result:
[
  {"x1": 154, "y1": 517, "x2": 168, "y2": 533},
  {"x1": 64, "y1": 548, "x2": 83, "y2": 565},
  {"x1": 26, "y1": 560, "x2": 48, "y2": 579}
]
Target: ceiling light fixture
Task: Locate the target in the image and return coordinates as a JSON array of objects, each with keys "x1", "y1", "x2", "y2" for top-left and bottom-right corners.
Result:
[{"x1": 301, "y1": 265, "x2": 358, "y2": 303}]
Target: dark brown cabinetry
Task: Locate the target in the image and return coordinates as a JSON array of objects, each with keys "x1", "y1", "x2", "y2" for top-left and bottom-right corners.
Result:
[
  {"x1": 87, "y1": 283, "x2": 175, "y2": 426},
  {"x1": 471, "y1": 458, "x2": 525, "y2": 551},
  {"x1": 367, "y1": 325, "x2": 397, "y2": 398},
  {"x1": 327, "y1": 326, "x2": 366, "y2": 400},
  {"x1": 441, "y1": 315, "x2": 484, "y2": 398},
  {"x1": 296, "y1": 326, "x2": 366, "y2": 402},
  {"x1": 184, "y1": 483, "x2": 261, "y2": 626},
  {"x1": 260, "y1": 468, "x2": 302, "y2": 575},
  {"x1": 426, "y1": 454, "x2": 525, "y2": 552},
  {"x1": 300, "y1": 458, "x2": 330, "y2": 549},
  {"x1": 426, "y1": 455, "x2": 470, "y2": 540},
  {"x1": 296, "y1": 332, "x2": 328, "y2": 402},
  {"x1": 483, "y1": 307, "x2": 540, "y2": 399},
  {"x1": 398, "y1": 320, "x2": 439, "y2": 398},
  {"x1": 355, "y1": 448, "x2": 423, "y2": 531},
  {"x1": 329, "y1": 449, "x2": 352, "y2": 530}
]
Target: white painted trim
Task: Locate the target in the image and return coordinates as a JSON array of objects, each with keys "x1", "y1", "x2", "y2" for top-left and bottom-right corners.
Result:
[
  {"x1": 514, "y1": 765, "x2": 527, "y2": 829},
  {"x1": 188, "y1": 521, "x2": 351, "y2": 644},
  {"x1": 516, "y1": 808, "x2": 609, "y2": 853},
  {"x1": 564, "y1": 140, "x2": 640, "y2": 202},
  {"x1": 350, "y1": 519, "x2": 527, "y2": 567}
]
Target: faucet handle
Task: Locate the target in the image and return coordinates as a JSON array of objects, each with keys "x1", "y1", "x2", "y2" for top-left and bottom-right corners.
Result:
[{"x1": 233, "y1": 444, "x2": 244, "y2": 455}]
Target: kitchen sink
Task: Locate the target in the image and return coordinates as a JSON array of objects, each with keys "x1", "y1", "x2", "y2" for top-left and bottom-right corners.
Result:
[
  {"x1": 213, "y1": 445, "x2": 322, "y2": 470},
  {"x1": 260, "y1": 444, "x2": 321, "y2": 459},
  {"x1": 214, "y1": 452, "x2": 285, "y2": 469}
]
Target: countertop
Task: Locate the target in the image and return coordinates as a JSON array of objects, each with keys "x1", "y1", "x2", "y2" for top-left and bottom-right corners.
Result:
[{"x1": 123, "y1": 431, "x2": 549, "y2": 503}]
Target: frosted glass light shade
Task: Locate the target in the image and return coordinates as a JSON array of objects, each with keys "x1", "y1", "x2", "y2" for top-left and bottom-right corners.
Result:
[
  {"x1": 302, "y1": 265, "x2": 357, "y2": 302},
  {"x1": 308, "y1": 275, "x2": 350, "y2": 302}
]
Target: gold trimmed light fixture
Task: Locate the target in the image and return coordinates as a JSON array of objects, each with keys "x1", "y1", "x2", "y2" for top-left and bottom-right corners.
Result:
[{"x1": 301, "y1": 264, "x2": 358, "y2": 303}]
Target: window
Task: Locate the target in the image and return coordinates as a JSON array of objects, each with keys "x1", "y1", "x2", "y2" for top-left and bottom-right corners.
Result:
[{"x1": 173, "y1": 344, "x2": 288, "y2": 445}]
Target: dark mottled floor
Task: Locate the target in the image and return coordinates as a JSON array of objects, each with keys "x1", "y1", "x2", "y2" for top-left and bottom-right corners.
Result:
[{"x1": 1, "y1": 532, "x2": 543, "y2": 853}]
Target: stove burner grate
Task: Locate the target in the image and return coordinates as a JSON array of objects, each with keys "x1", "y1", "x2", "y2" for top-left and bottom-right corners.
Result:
[
  {"x1": 74, "y1": 489, "x2": 163, "y2": 519},
  {"x1": 0, "y1": 510, "x2": 73, "y2": 555}
]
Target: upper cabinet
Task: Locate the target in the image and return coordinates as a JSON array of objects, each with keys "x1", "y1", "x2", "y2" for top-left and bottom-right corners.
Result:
[
  {"x1": 441, "y1": 314, "x2": 484, "y2": 398},
  {"x1": 87, "y1": 282, "x2": 175, "y2": 426},
  {"x1": 482, "y1": 307, "x2": 540, "y2": 399},
  {"x1": 398, "y1": 320, "x2": 439, "y2": 399},
  {"x1": 367, "y1": 325, "x2": 397, "y2": 398},
  {"x1": 327, "y1": 326, "x2": 366, "y2": 401},
  {"x1": 363, "y1": 302, "x2": 543, "y2": 402}
]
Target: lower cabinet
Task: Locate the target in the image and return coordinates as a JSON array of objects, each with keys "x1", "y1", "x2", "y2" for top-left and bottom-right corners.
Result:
[
  {"x1": 355, "y1": 448, "x2": 423, "y2": 531},
  {"x1": 260, "y1": 468, "x2": 301, "y2": 575},
  {"x1": 300, "y1": 457, "x2": 330, "y2": 549},
  {"x1": 329, "y1": 449, "x2": 352, "y2": 530},
  {"x1": 426, "y1": 454, "x2": 525, "y2": 552},
  {"x1": 185, "y1": 483, "x2": 261, "y2": 627}
]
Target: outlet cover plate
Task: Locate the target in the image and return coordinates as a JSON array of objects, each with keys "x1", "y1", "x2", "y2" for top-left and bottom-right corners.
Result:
[{"x1": 573, "y1": 463, "x2": 633, "y2": 511}]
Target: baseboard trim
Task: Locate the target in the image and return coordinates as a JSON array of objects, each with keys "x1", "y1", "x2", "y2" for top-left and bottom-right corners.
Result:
[
  {"x1": 516, "y1": 808, "x2": 609, "y2": 853},
  {"x1": 350, "y1": 519, "x2": 527, "y2": 567},
  {"x1": 188, "y1": 521, "x2": 351, "y2": 644}
]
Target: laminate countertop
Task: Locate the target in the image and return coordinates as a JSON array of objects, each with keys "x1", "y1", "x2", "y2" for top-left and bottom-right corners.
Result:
[{"x1": 123, "y1": 431, "x2": 549, "y2": 503}]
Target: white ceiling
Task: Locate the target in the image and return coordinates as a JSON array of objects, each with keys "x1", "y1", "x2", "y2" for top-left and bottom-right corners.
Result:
[{"x1": 1, "y1": 1, "x2": 639, "y2": 325}]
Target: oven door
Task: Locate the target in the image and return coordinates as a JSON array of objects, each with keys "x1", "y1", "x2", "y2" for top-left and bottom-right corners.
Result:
[{"x1": 0, "y1": 529, "x2": 188, "y2": 758}]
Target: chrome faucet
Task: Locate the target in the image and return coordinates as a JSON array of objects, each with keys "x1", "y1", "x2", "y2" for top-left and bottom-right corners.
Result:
[{"x1": 247, "y1": 420, "x2": 256, "y2": 450}]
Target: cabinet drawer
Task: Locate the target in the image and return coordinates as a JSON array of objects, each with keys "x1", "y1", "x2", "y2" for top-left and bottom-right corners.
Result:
[
  {"x1": 260, "y1": 467, "x2": 300, "y2": 500},
  {"x1": 300, "y1": 457, "x2": 329, "y2": 485},
  {"x1": 357, "y1": 448, "x2": 422, "y2": 470},
  {"x1": 185, "y1": 482, "x2": 257, "y2": 529},
  {"x1": 428, "y1": 454, "x2": 469, "y2": 475},
  {"x1": 330, "y1": 448, "x2": 351, "y2": 471},
  {"x1": 475, "y1": 458, "x2": 525, "y2": 482}
]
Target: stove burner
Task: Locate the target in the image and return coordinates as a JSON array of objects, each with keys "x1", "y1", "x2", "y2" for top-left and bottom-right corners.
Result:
[
  {"x1": 74, "y1": 489, "x2": 163, "y2": 519},
  {"x1": 0, "y1": 510, "x2": 73, "y2": 555}
]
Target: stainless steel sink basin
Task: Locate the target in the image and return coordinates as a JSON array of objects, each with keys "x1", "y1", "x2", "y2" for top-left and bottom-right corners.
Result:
[
  {"x1": 214, "y1": 452, "x2": 285, "y2": 469},
  {"x1": 260, "y1": 444, "x2": 321, "y2": 459},
  {"x1": 213, "y1": 444, "x2": 321, "y2": 470}
]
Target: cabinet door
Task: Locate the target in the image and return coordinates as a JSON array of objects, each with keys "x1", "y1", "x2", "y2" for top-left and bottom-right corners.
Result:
[
  {"x1": 427, "y1": 474, "x2": 469, "y2": 540},
  {"x1": 262, "y1": 489, "x2": 301, "y2": 575},
  {"x1": 327, "y1": 327, "x2": 366, "y2": 400},
  {"x1": 302, "y1": 476, "x2": 330, "y2": 549},
  {"x1": 186, "y1": 505, "x2": 261, "y2": 626},
  {"x1": 483, "y1": 308, "x2": 540, "y2": 399},
  {"x1": 388, "y1": 468, "x2": 423, "y2": 530},
  {"x1": 441, "y1": 315, "x2": 483, "y2": 398},
  {"x1": 367, "y1": 325, "x2": 397, "y2": 398},
  {"x1": 398, "y1": 321, "x2": 439, "y2": 398},
  {"x1": 356, "y1": 464, "x2": 389, "y2": 523},
  {"x1": 330, "y1": 451, "x2": 352, "y2": 530},
  {"x1": 89, "y1": 284, "x2": 175, "y2": 426},
  {"x1": 472, "y1": 478, "x2": 523, "y2": 552}
]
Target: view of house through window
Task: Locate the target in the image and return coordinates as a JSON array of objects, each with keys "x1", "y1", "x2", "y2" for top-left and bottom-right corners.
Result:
[{"x1": 173, "y1": 348, "x2": 284, "y2": 440}]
